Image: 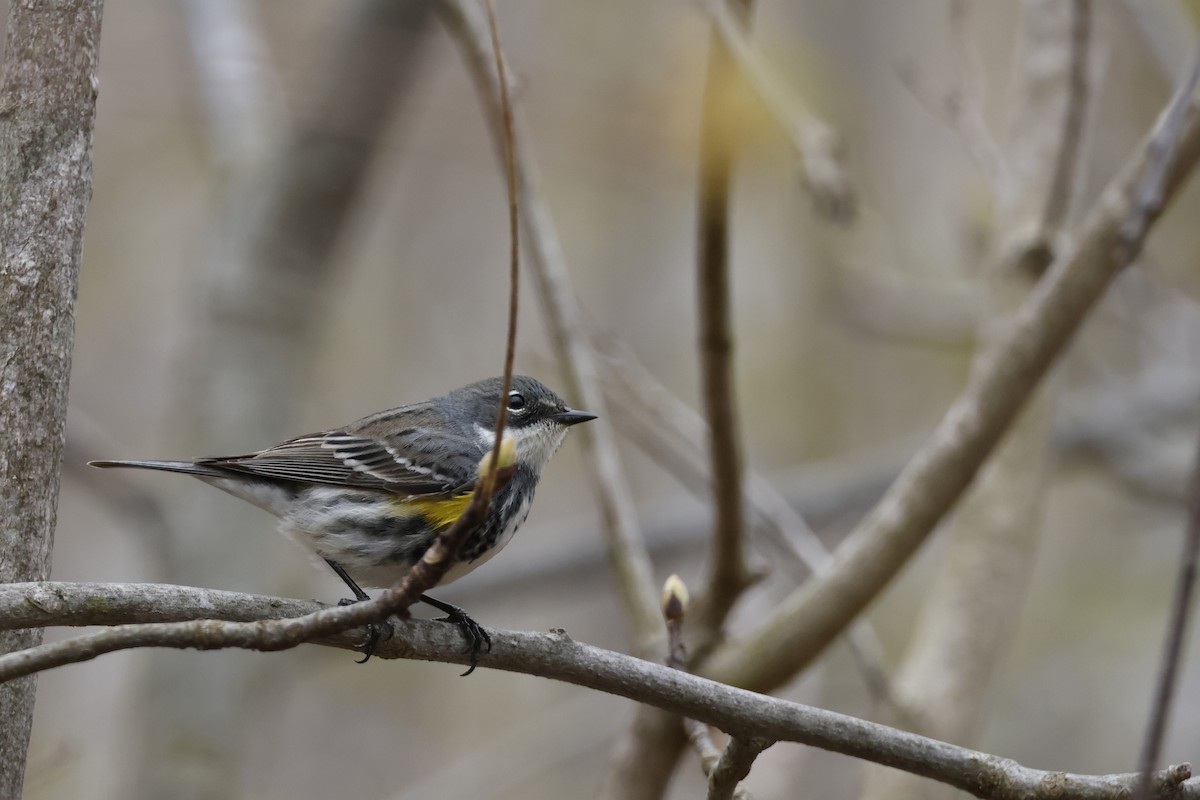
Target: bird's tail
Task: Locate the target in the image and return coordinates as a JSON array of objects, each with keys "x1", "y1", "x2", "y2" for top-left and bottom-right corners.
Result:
[{"x1": 87, "y1": 459, "x2": 229, "y2": 478}]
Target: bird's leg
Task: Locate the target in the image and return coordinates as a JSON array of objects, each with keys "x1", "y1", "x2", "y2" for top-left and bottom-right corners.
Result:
[
  {"x1": 419, "y1": 594, "x2": 492, "y2": 676},
  {"x1": 324, "y1": 559, "x2": 389, "y2": 663}
]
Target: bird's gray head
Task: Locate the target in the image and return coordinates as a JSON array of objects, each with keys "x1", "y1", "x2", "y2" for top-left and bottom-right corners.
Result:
[{"x1": 447, "y1": 375, "x2": 595, "y2": 472}]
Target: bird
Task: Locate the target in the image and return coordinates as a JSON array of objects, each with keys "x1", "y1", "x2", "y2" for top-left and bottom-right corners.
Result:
[{"x1": 89, "y1": 375, "x2": 595, "y2": 670}]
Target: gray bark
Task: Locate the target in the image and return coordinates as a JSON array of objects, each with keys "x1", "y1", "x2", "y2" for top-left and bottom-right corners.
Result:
[{"x1": 0, "y1": 1, "x2": 104, "y2": 796}]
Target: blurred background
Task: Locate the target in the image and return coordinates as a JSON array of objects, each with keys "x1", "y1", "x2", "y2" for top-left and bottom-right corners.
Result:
[{"x1": 12, "y1": 0, "x2": 1200, "y2": 798}]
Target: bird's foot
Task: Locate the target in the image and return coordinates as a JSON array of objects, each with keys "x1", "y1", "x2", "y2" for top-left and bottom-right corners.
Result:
[
  {"x1": 420, "y1": 594, "x2": 492, "y2": 676},
  {"x1": 337, "y1": 597, "x2": 393, "y2": 664}
]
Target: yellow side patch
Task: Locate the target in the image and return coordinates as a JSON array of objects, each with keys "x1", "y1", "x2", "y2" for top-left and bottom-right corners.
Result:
[{"x1": 393, "y1": 492, "x2": 474, "y2": 528}]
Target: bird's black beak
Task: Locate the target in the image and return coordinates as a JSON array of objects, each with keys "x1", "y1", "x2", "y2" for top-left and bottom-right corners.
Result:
[{"x1": 552, "y1": 407, "x2": 597, "y2": 426}]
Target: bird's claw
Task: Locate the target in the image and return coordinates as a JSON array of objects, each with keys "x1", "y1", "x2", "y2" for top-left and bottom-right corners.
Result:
[
  {"x1": 436, "y1": 605, "x2": 492, "y2": 676},
  {"x1": 337, "y1": 597, "x2": 392, "y2": 664}
]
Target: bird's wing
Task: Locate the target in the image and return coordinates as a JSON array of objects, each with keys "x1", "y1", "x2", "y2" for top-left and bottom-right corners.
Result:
[{"x1": 197, "y1": 427, "x2": 484, "y2": 495}]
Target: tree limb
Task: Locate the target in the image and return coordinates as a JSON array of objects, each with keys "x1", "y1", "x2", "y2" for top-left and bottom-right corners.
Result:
[
  {"x1": 862, "y1": 6, "x2": 1095, "y2": 799},
  {"x1": 701, "y1": 89, "x2": 1200, "y2": 694},
  {"x1": 600, "y1": 55, "x2": 1200, "y2": 800},
  {"x1": 0, "y1": 582, "x2": 1197, "y2": 800}
]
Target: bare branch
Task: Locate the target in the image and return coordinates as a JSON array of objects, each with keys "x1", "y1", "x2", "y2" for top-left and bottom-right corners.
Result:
[
  {"x1": 705, "y1": 0, "x2": 855, "y2": 222},
  {"x1": 1039, "y1": 0, "x2": 1093, "y2": 238},
  {"x1": 662, "y1": 576, "x2": 758, "y2": 800},
  {"x1": 479, "y1": 0, "x2": 520, "y2": 492},
  {"x1": 708, "y1": 737, "x2": 771, "y2": 800},
  {"x1": 946, "y1": 0, "x2": 1010, "y2": 192},
  {"x1": 687, "y1": 722, "x2": 725, "y2": 787},
  {"x1": 1121, "y1": 53, "x2": 1200, "y2": 248},
  {"x1": 0, "y1": 582, "x2": 1197, "y2": 800},
  {"x1": 701, "y1": 90, "x2": 1200, "y2": 694},
  {"x1": 1134, "y1": 261, "x2": 1200, "y2": 800},
  {"x1": 595, "y1": 338, "x2": 907, "y2": 717},
  {"x1": 694, "y1": 0, "x2": 757, "y2": 652},
  {"x1": 420, "y1": 0, "x2": 522, "y2": 621},
  {"x1": 896, "y1": 2, "x2": 1009, "y2": 191},
  {"x1": 1133, "y1": 420, "x2": 1200, "y2": 800},
  {"x1": 663, "y1": 577, "x2": 732, "y2": 792},
  {"x1": 864, "y1": 8, "x2": 1097, "y2": 800},
  {"x1": 438, "y1": 0, "x2": 664, "y2": 658}
]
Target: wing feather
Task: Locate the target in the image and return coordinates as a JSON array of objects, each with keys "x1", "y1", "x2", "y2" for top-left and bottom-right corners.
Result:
[{"x1": 197, "y1": 427, "x2": 483, "y2": 495}]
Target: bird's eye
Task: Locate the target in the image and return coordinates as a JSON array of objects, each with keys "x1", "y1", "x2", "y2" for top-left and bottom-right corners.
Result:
[{"x1": 507, "y1": 391, "x2": 527, "y2": 412}]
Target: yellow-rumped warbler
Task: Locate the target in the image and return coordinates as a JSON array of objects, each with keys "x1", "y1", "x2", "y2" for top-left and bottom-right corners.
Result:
[{"x1": 90, "y1": 375, "x2": 595, "y2": 667}]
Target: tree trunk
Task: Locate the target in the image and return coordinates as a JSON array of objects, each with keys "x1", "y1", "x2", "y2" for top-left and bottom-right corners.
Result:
[{"x1": 0, "y1": 1, "x2": 105, "y2": 796}]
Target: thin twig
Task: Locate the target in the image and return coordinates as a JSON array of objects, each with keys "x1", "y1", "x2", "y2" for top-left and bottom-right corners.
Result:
[
  {"x1": 386, "y1": 0, "x2": 525, "y2": 626},
  {"x1": 705, "y1": 0, "x2": 855, "y2": 222},
  {"x1": 946, "y1": 0, "x2": 1010, "y2": 193},
  {"x1": 864, "y1": 9, "x2": 1099, "y2": 800},
  {"x1": 396, "y1": 0, "x2": 523, "y2": 624},
  {"x1": 480, "y1": 0, "x2": 519, "y2": 495},
  {"x1": 1133, "y1": 421, "x2": 1200, "y2": 800},
  {"x1": 897, "y1": 1, "x2": 1009, "y2": 191},
  {"x1": 1130, "y1": 61, "x2": 1200, "y2": 790},
  {"x1": 438, "y1": 0, "x2": 664, "y2": 658},
  {"x1": 662, "y1": 577, "x2": 758, "y2": 800},
  {"x1": 693, "y1": 0, "x2": 756, "y2": 655},
  {"x1": 1120, "y1": 52, "x2": 1200, "y2": 248},
  {"x1": 593, "y1": 337, "x2": 909, "y2": 718},
  {"x1": 593, "y1": 335, "x2": 827, "y2": 568},
  {"x1": 1040, "y1": 0, "x2": 1093, "y2": 238},
  {"x1": 0, "y1": 582, "x2": 1197, "y2": 800},
  {"x1": 708, "y1": 737, "x2": 771, "y2": 800},
  {"x1": 687, "y1": 722, "x2": 725, "y2": 785},
  {"x1": 700, "y1": 88, "x2": 1200, "y2": 695},
  {"x1": 662, "y1": 577, "x2": 729, "y2": 789}
]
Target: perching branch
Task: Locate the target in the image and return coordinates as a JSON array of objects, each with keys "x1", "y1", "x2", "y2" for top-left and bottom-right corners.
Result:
[
  {"x1": 0, "y1": 469, "x2": 512, "y2": 681},
  {"x1": 0, "y1": 582, "x2": 1197, "y2": 800}
]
